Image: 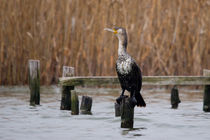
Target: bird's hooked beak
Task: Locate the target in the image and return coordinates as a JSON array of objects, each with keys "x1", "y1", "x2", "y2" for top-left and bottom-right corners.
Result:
[{"x1": 104, "y1": 28, "x2": 118, "y2": 34}]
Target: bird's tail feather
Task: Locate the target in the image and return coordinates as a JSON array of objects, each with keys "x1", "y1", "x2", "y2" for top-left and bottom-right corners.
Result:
[{"x1": 135, "y1": 92, "x2": 146, "y2": 107}]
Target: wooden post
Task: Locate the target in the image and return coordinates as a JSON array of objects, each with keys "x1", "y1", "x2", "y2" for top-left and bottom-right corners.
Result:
[
  {"x1": 60, "y1": 86, "x2": 74, "y2": 110},
  {"x1": 120, "y1": 96, "x2": 134, "y2": 128},
  {"x1": 71, "y1": 91, "x2": 79, "y2": 115},
  {"x1": 115, "y1": 102, "x2": 121, "y2": 117},
  {"x1": 203, "y1": 69, "x2": 210, "y2": 112},
  {"x1": 60, "y1": 66, "x2": 74, "y2": 110},
  {"x1": 171, "y1": 86, "x2": 181, "y2": 109},
  {"x1": 80, "y1": 96, "x2": 92, "y2": 115},
  {"x1": 62, "y1": 66, "x2": 74, "y2": 77},
  {"x1": 28, "y1": 60, "x2": 40, "y2": 106}
]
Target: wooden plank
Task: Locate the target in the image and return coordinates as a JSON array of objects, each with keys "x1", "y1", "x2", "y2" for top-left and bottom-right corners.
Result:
[
  {"x1": 143, "y1": 76, "x2": 210, "y2": 85},
  {"x1": 59, "y1": 76, "x2": 210, "y2": 86},
  {"x1": 59, "y1": 76, "x2": 119, "y2": 86}
]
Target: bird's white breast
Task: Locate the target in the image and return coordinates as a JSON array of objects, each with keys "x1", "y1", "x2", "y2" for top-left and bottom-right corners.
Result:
[{"x1": 117, "y1": 57, "x2": 132, "y2": 74}]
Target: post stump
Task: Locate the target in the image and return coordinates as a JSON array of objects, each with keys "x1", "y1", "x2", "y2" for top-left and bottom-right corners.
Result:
[
  {"x1": 120, "y1": 96, "x2": 134, "y2": 128},
  {"x1": 115, "y1": 102, "x2": 121, "y2": 117},
  {"x1": 80, "y1": 96, "x2": 92, "y2": 115},
  {"x1": 203, "y1": 69, "x2": 210, "y2": 112},
  {"x1": 171, "y1": 86, "x2": 181, "y2": 109},
  {"x1": 28, "y1": 60, "x2": 40, "y2": 106},
  {"x1": 71, "y1": 91, "x2": 79, "y2": 115},
  {"x1": 60, "y1": 86, "x2": 74, "y2": 110},
  {"x1": 60, "y1": 66, "x2": 74, "y2": 110},
  {"x1": 203, "y1": 85, "x2": 210, "y2": 112}
]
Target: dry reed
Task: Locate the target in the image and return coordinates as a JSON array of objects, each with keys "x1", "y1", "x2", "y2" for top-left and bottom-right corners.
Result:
[{"x1": 0, "y1": 0, "x2": 209, "y2": 85}]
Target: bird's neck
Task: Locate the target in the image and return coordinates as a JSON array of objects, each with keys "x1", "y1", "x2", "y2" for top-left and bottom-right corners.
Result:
[{"x1": 118, "y1": 39, "x2": 127, "y2": 57}]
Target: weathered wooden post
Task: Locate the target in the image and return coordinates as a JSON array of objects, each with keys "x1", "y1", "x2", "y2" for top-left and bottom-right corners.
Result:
[
  {"x1": 120, "y1": 96, "x2": 134, "y2": 128},
  {"x1": 80, "y1": 96, "x2": 92, "y2": 115},
  {"x1": 71, "y1": 91, "x2": 79, "y2": 115},
  {"x1": 115, "y1": 102, "x2": 121, "y2": 117},
  {"x1": 60, "y1": 66, "x2": 74, "y2": 110},
  {"x1": 28, "y1": 60, "x2": 40, "y2": 106},
  {"x1": 62, "y1": 66, "x2": 74, "y2": 77},
  {"x1": 203, "y1": 69, "x2": 210, "y2": 112},
  {"x1": 171, "y1": 86, "x2": 181, "y2": 109}
]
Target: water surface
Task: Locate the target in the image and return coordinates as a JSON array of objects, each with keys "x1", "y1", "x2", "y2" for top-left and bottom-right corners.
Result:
[{"x1": 0, "y1": 86, "x2": 209, "y2": 140}]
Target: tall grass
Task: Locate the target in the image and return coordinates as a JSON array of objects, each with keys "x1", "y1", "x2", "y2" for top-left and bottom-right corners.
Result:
[{"x1": 0, "y1": 0, "x2": 209, "y2": 85}]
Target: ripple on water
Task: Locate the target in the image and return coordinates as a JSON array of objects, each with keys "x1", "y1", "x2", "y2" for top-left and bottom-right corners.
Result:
[{"x1": 0, "y1": 87, "x2": 210, "y2": 140}]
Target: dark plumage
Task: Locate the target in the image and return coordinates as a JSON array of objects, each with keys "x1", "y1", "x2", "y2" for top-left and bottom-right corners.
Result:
[
  {"x1": 104, "y1": 27, "x2": 146, "y2": 107},
  {"x1": 116, "y1": 57, "x2": 145, "y2": 107}
]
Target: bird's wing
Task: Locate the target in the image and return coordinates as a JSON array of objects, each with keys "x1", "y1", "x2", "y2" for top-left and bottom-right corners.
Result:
[{"x1": 129, "y1": 60, "x2": 142, "y2": 91}]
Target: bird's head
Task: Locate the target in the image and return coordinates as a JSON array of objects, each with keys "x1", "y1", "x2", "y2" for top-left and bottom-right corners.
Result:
[{"x1": 104, "y1": 27, "x2": 127, "y2": 46}]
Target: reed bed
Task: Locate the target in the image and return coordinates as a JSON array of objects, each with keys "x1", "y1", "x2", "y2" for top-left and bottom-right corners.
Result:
[{"x1": 0, "y1": 0, "x2": 209, "y2": 85}]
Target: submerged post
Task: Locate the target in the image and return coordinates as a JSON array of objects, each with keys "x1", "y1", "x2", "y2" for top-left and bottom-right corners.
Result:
[
  {"x1": 80, "y1": 96, "x2": 93, "y2": 115},
  {"x1": 60, "y1": 66, "x2": 75, "y2": 110},
  {"x1": 71, "y1": 91, "x2": 79, "y2": 115},
  {"x1": 203, "y1": 69, "x2": 210, "y2": 112},
  {"x1": 115, "y1": 102, "x2": 121, "y2": 117},
  {"x1": 171, "y1": 86, "x2": 181, "y2": 109},
  {"x1": 120, "y1": 96, "x2": 134, "y2": 128},
  {"x1": 28, "y1": 60, "x2": 40, "y2": 106}
]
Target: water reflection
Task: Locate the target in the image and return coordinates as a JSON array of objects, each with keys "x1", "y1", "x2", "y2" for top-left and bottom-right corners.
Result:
[{"x1": 121, "y1": 127, "x2": 146, "y2": 137}]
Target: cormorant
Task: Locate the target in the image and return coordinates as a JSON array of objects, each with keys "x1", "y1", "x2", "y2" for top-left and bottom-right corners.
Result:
[{"x1": 104, "y1": 27, "x2": 146, "y2": 108}]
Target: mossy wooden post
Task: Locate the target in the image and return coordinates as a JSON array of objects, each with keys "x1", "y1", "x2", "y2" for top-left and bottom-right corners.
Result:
[
  {"x1": 120, "y1": 96, "x2": 134, "y2": 128},
  {"x1": 60, "y1": 66, "x2": 74, "y2": 110},
  {"x1": 171, "y1": 86, "x2": 181, "y2": 109},
  {"x1": 28, "y1": 60, "x2": 40, "y2": 106},
  {"x1": 115, "y1": 102, "x2": 121, "y2": 117},
  {"x1": 203, "y1": 69, "x2": 210, "y2": 112},
  {"x1": 71, "y1": 91, "x2": 79, "y2": 115},
  {"x1": 80, "y1": 96, "x2": 92, "y2": 115}
]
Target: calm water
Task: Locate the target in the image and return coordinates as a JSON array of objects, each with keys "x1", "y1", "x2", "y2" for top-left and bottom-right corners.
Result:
[{"x1": 0, "y1": 86, "x2": 210, "y2": 140}]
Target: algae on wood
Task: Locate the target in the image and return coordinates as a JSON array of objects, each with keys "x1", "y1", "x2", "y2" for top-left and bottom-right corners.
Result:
[
  {"x1": 28, "y1": 60, "x2": 40, "y2": 106},
  {"x1": 59, "y1": 76, "x2": 210, "y2": 87},
  {"x1": 71, "y1": 91, "x2": 79, "y2": 115}
]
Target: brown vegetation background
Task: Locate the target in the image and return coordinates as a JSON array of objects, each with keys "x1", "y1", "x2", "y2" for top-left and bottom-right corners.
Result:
[{"x1": 0, "y1": 0, "x2": 210, "y2": 85}]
